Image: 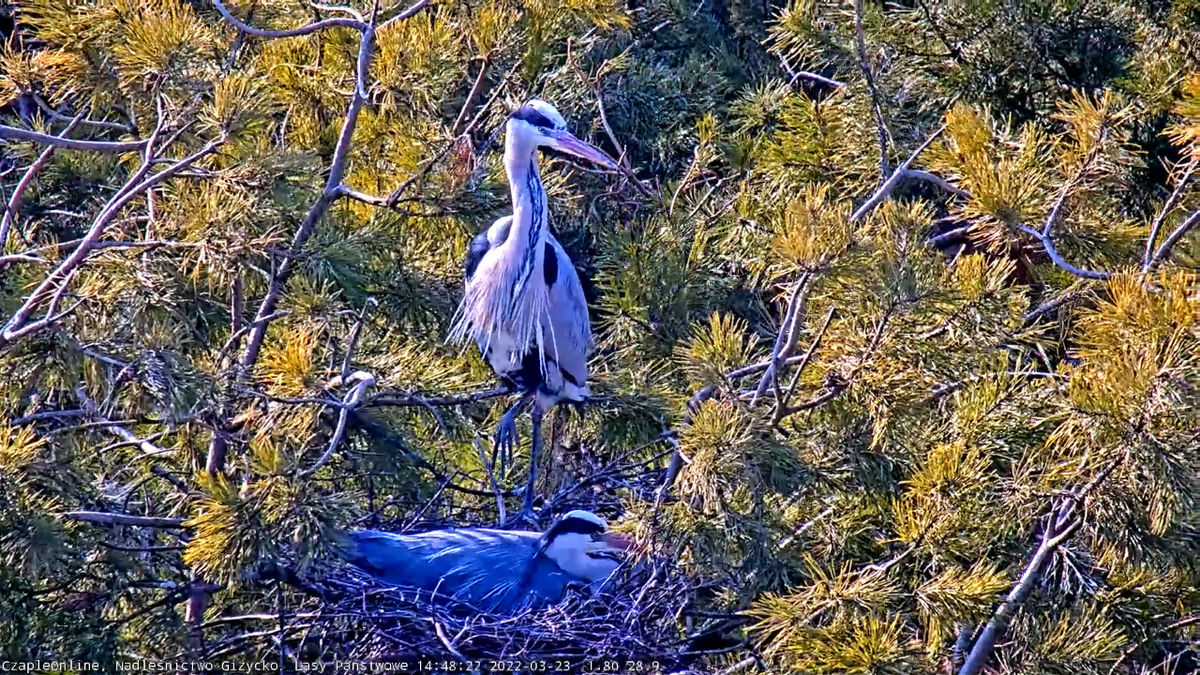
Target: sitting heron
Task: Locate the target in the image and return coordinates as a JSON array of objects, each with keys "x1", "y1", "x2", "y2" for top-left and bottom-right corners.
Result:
[
  {"x1": 344, "y1": 510, "x2": 632, "y2": 614},
  {"x1": 449, "y1": 99, "x2": 620, "y2": 524}
]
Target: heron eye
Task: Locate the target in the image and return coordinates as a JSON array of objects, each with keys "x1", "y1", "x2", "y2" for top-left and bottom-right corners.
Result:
[{"x1": 590, "y1": 533, "x2": 602, "y2": 541}]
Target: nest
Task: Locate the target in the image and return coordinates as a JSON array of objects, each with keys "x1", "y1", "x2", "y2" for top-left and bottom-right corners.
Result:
[{"x1": 248, "y1": 556, "x2": 743, "y2": 670}]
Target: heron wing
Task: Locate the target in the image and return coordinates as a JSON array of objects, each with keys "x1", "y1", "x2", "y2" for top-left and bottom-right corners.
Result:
[
  {"x1": 541, "y1": 234, "x2": 592, "y2": 396},
  {"x1": 346, "y1": 528, "x2": 574, "y2": 613}
]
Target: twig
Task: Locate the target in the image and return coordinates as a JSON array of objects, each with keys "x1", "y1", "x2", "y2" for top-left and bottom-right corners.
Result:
[
  {"x1": 776, "y1": 504, "x2": 835, "y2": 553},
  {"x1": 300, "y1": 372, "x2": 376, "y2": 478},
  {"x1": 774, "y1": 306, "x2": 836, "y2": 423},
  {"x1": 1107, "y1": 615, "x2": 1200, "y2": 674},
  {"x1": 364, "y1": 386, "x2": 510, "y2": 408},
  {"x1": 1142, "y1": 158, "x2": 1196, "y2": 268},
  {"x1": 30, "y1": 95, "x2": 131, "y2": 133},
  {"x1": 849, "y1": 126, "x2": 946, "y2": 223},
  {"x1": 751, "y1": 276, "x2": 809, "y2": 406},
  {"x1": 473, "y1": 436, "x2": 507, "y2": 524},
  {"x1": 451, "y1": 56, "x2": 492, "y2": 137},
  {"x1": 340, "y1": 297, "x2": 376, "y2": 379},
  {"x1": 1145, "y1": 210, "x2": 1199, "y2": 271}
]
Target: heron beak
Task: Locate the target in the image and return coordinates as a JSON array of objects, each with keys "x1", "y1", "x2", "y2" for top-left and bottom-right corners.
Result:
[
  {"x1": 601, "y1": 532, "x2": 634, "y2": 553},
  {"x1": 547, "y1": 130, "x2": 619, "y2": 170}
]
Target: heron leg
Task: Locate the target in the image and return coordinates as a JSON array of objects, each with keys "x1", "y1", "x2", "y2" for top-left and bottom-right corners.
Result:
[
  {"x1": 493, "y1": 394, "x2": 531, "y2": 478},
  {"x1": 513, "y1": 398, "x2": 547, "y2": 527}
]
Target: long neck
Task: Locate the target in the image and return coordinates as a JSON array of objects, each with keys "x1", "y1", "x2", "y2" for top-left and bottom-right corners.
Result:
[{"x1": 504, "y1": 141, "x2": 548, "y2": 289}]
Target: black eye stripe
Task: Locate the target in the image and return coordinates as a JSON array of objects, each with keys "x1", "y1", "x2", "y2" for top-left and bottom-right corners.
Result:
[
  {"x1": 512, "y1": 105, "x2": 556, "y2": 130},
  {"x1": 545, "y1": 517, "x2": 605, "y2": 541}
]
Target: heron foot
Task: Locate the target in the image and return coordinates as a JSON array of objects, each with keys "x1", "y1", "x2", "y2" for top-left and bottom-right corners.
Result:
[{"x1": 493, "y1": 413, "x2": 520, "y2": 478}]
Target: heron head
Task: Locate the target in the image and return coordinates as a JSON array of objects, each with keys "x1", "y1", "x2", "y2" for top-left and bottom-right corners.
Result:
[
  {"x1": 507, "y1": 99, "x2": 618, "y2": 170},
  {"x1": 537, "y1": 510, "x2": 633, "y2": 582}
]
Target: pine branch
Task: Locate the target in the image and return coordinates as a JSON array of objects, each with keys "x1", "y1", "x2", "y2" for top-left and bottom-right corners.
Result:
[
  {"x1": 1142, "y1": 158, "x2": 1196, "y2": 269},
  {"x1": 0, "y1": 114, "x2": 84, "y2": 249},
  {"x1": 850, "y1": 125, "x2": 946, "y2": 223},
  {"x1": 958, "y1": 455, "x2": 1124, "y2": 675},
  {"x1": 1145, "y1": 210, "x2": 1199, "y2": 271},
  {"x1": 1016, "y1": 225, "x2": 1113, "y2": 280},
  {"x1": 62, "y1": 511, "x2": 186, "y2": 528},
  {"x1": 0, "y1": 123, "x2": 146, "y2": 152}
]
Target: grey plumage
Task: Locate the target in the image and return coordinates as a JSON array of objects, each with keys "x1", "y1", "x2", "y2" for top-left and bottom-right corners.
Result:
[
  {"x1": 465, "y1": 215, "x2": 592, "y2": 402},
  {"x1": 446, "y1": 99, "x2": 620, "y2": 523},
  {"x1": 346, "y1": 528, "x2": 582, "y2": 614},
  {"x1": 343, "y1": 511, "x2": 632, "y2": 614}
]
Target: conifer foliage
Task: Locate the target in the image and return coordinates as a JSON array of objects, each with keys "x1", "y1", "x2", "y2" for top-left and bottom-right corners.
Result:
[{"x1": 0, "y1": 0, "x2": 1197, "y2": 671}]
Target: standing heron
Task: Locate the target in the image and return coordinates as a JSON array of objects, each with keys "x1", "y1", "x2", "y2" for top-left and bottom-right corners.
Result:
[
  {"x1": 449, "y1": 99, "x2": 620, "y2": 524},
  {"x1": 344, "y1": 510, "x2": 633, "y2": 614}
]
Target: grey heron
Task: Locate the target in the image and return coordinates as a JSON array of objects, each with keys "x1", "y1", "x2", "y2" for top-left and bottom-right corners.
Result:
[
  {"x1": 449, "y1": 99, "x2": 620, "y2": 524},
  {"x1": 345, "y1": 510, "x2": 633, "y2": 614}
]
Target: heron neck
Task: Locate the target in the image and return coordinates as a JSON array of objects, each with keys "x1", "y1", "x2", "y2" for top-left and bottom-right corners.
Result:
[{"x1": 504, "y1": 146, "x2": 549, "y2": 261}]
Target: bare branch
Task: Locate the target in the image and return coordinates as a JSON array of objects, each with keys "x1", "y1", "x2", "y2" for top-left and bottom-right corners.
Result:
[
  {"x1": 1143, "y1": 158, "x2": 1196, "y2": 268},
  {"x1": 0, "y1": 123, "x2": 145, "y2": 152},
  {"x1": 211, "y1": 0, "x2": 367, "y2": 37},
  {"x1": 850, "y1": 126, "x2": 946, "y2": 223},
  {"x1": 958, "y1": 456, "x2": 1124, "y2": 675},
  {"x1": 63, "y1": 511, "x2": 186, "y2": 528},
  {"x1": 0, "y1": 135, "x2": 223, "y2": 348},
  {"x1": 0, "y1": 114, "x2": 84, "y2": 248},
  {"x1": 236, "y1": 11, "x2": 382, "y2": 375},
  {"x1": 854, "y1": 0, "x2": 890, "y2": 182},
  {"x1": 1017, "y1": 225, "x2": 1113, "y2": 280},
  {"x1": 1145, "y1": 210, "x2": 1200, "y2": 271}
]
